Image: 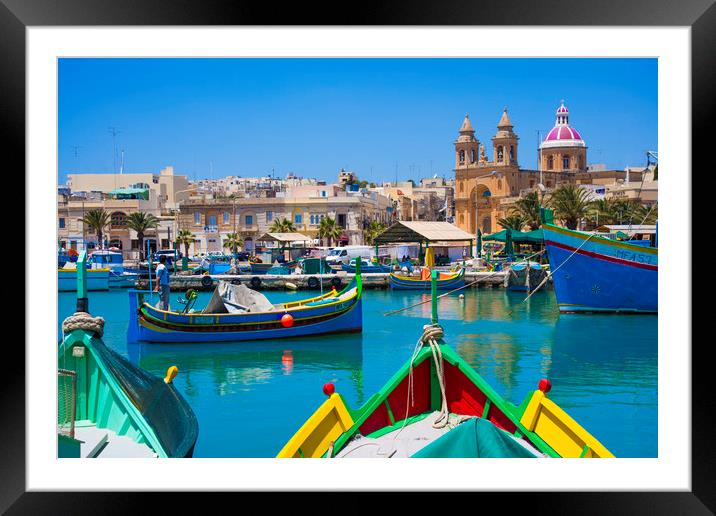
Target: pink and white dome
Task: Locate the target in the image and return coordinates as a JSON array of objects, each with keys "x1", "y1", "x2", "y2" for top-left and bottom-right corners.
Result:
[{"x1": 540, "y1": 100, "x2": 586, "y2": 149}]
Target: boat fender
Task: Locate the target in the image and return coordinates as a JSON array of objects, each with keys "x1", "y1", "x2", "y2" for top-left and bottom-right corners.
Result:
[
  {"x1": 250, "y1": 276, "x2": 262, "y2": 289},
  {"x1": 281, "y1": 313, "x2": 294, "y2": 328},
  {"x1": 331, "y1": 277, "x2": 342, "y2": 289},
  {"x1": 201, "y1": 275, "x2": 213, "y2": 288},
  {"x1": 231, "y1": 278, "x2": 242, "y2": 286},
  {"x1": 307, "y1": 276, "x2": 320, "y2": 289},
  {"x1": 285, "y1": 282, "x2": 298, "y2": 290}
]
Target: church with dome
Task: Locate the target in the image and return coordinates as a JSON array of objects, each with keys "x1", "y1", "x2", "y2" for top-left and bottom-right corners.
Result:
[{"x1": 453, "y1": 101, "x2": 635, "y2": 235}]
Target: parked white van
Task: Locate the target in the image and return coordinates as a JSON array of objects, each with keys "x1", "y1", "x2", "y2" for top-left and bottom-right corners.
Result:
[{"x1": 325, "y1": 245, "x2": 374, "y2": 266}]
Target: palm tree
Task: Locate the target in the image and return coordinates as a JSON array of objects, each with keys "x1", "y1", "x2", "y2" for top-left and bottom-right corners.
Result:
[
  {"x1": 269, "y1": 217, "x2": 296, "y2": 233},
  {"x1": 512, "y1": 191, "x2": 542, "y2": 230},
  {"x1": 175, "y1": 229, "x2": 195, "y2": 258},
  {"x1": 631, "y1": 203, "x2": 658, "y2": 225},
  {"x1": 125, "y1": 211, "x2": 160, "y2": 260},
  {"x1": 317, "y1": 217, "x2": 343, "y2": 247},
  {"x1": 588, "y1": 198, "x2": 619, "y2": 227},
  {"x1": 363, "y1": 220, "x2": 386, "y2": 245},
  {"x1": 223, "y1": 232, "x2": 244, "y2": 255},
  {"x1": 547, "y1": 184, "x2": 591, "y2": 230},
  {"x1": 82, "y1": 209, "x2": 111, "y2": 249},
  {"x1": 497, "y1": 214, "x2": 527, "y2": 231}
]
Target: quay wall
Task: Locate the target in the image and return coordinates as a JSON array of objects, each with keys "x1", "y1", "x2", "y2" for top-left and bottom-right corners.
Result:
[{"x1": 135, "y1": 271, "x2": 507, "y2": 291}]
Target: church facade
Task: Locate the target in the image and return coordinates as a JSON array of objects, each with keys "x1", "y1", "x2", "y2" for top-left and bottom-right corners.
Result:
[{"x1": 454, "y1": 101, "x2": 588, "y2": 235}]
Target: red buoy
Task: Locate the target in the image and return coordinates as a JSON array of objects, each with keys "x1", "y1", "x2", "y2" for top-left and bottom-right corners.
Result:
[
  {"x1": 281, "y1": 313, "x2": 294, "y2": 328},
  {"x1": 323, "y1": 382, "x2": 335, "y2": 396},
  {"x1": 538, "y1": 378, "x2": 552, "y2": 393}
]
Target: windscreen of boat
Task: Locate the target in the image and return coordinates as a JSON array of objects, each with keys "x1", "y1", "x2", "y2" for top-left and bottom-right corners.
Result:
[{"x1": 91, "y1": 336, "x2": 199, "y2": 458}]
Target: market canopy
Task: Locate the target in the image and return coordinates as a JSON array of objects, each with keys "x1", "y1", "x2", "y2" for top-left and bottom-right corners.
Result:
[
  {"x1": 374, "y1": 221, "x2": 476, "y2": 245},
  {"x1": 257, "y1": 232, "x2": 313, "y2": 244},
  {"x1": 483, "y1": 228, "x2": 544, "y2": 244},
  {"x1": 108, "y1": 187, "x2": 149, "y2": 200}
]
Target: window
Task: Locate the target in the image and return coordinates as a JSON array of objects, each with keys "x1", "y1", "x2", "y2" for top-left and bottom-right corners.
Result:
[
  {"x1": 547, "y1": 156, "x2": 554, "y2": 170},
  {"x1": 321, "y1": 190, "x2": 327, "y2": 197},
  {"x1": 245, "y1": 215, "x2": 253, "y2": 226},
  {"x1": 223, "y1": 212, "x2": 230, "y2": 224},
  {"x1": 266, "y1": 211, "x2": 273, "y2": 222},
  {"x1": 470, "y1": 149, "x2": 476, "y2": 163},
  {"x1": 563, "y1": 156, "x2": 570, "y2": 170},
  {"x1": 459, "y1": 150, "x2": 465, "y2": 163},
  {"x1": 497, "y1": 146, "x2": 504, "y2": 162},
  {"x1": 510, "y1": 146, "x2": 515, "y2": 161},
  {"x1": 110, "y1": 211, "x2": 127, "y2": 228},
  {"x1": 294, "y1": 214, "x2": 302, "y2": 224},
  {"x1": 194, "y1": 212, "x2": 201, "y2": 225},
  {"x1": 208, "y1": 215, "x2": 217, "y2": 226},
  {"x1": 59, "y1": 218, "x2": 65, "y2": 229}
]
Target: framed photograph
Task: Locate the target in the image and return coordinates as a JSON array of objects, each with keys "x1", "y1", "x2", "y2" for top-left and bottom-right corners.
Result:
[{"x1": 7, "y1": 0, "x2": 708, "y2": 512}]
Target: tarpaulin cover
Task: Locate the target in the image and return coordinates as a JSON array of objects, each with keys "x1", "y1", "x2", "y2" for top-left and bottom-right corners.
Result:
[
  {"x1": 411, "y1": 417, "x2": 537, "y2": 458},
  {"x1": 91, "y1": 336, "x2": 199, "y2": 458}
]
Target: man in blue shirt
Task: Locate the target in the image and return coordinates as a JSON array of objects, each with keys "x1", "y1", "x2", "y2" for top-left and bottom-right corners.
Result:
[{"x1": 155, "y1": 254, "x2": 171, "y2": 311}]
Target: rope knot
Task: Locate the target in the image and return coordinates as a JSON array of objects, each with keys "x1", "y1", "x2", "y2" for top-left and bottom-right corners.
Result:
[
  {"x1": 420, "y1": 324, "x2": 444, "y2": 346},
  {"x1": 62, "y1": 312, "x2": 105, "y2": 337}
]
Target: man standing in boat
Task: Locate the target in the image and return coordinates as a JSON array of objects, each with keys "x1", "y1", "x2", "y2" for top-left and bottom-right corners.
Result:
[{"x1": 155, "y1": 254, "x2": 171, "y2": 311}]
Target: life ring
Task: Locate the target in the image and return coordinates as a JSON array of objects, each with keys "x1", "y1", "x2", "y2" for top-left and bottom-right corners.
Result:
[
  {"x1": 331, "y1": 277, "x2": 342, "y2": 289},
  {"x1": 307, "y1": 276, "x2": 320, "y2": 289},
  {"x1": 250, "y1": 276, "x2": 262, "y2": 289},
  {"x1": 200, "y1": 275, "x2": 213, "y2": 288}
]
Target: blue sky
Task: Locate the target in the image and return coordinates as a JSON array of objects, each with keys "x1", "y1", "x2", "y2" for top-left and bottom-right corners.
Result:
[{"x1": 58, "y1": 58, "x2": 657, "y2": 184}]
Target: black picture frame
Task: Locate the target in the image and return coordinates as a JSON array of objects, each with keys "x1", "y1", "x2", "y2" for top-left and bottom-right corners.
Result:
[{"x1": 5, "y1": 0, "x2": 707, "y2": 513}]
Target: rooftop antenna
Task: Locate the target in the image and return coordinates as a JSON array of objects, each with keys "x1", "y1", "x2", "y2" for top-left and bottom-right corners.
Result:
[{"x1": 119, "y1": 149, "x2": 125, "y2": 175}]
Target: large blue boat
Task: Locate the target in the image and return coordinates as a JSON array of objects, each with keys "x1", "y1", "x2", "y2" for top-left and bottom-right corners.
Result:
[{"x1": 542, "y1": 224, "x2": 657, "y2": 313}]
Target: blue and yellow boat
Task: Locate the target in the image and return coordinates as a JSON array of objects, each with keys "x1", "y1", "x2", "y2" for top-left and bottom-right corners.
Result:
[
  {"x1": 128, "y1": 263, "x2": 363, "y2": 344},
  {"x1": 389, "y1": 267, "x2": 465, "y2": 290},
  {"x1": 543, "y1": 223, "x2": 657, "y2": 313}
]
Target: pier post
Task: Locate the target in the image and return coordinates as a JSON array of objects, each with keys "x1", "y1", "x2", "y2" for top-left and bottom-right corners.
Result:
[
  {"x1": 76, "y1": 251, "x2": 89, "y2": 313},
  {"x1": 431, "y1": 269, "x2": 438, "y2": 325}
]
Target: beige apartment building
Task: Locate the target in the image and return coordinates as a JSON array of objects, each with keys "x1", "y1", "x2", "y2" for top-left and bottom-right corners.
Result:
[
  {"x1": 66, "y1": 166, "x2": 190, "y2": 213},
  {"x1": 176, "y1": 191, "x2": 393, "y2": 255}
]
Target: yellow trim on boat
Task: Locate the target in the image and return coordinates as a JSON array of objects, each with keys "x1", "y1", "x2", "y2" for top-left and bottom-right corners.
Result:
[
  {"x1": 276, "y1": 393, "x2": 354, "y2": 458},
  {"x1": 545, "y1": 224, "x2": 657, "y2": 255},
  {"x1": 520, "y1": 390, "x2": 614, "y2": 458},
  {"x1": 141, "y1": 285, "x2": 359, "y2": 319},
  {"x1": 58, "y1": 268, "x2": 112, "y2": 273}
]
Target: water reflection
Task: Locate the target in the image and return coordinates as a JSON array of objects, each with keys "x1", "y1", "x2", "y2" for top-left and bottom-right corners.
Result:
[{"x1": 137, "y1": 332, "x2": 364, "y2": 398}]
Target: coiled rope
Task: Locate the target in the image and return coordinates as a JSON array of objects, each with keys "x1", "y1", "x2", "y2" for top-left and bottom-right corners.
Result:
[{"x1": 62, "y1": 312, "x2": 105, "y2": 337}]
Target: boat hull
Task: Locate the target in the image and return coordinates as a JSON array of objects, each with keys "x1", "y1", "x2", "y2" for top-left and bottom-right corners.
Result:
[
  {"x1": 58, "y1": 269, "x2": 110, "y2": 291},
  {"x1": 543, "y1": 225, "x2": 657, "y2": 313},
  {"x1": 389, "y1": 269, "x2": 465, "y2": 290}
]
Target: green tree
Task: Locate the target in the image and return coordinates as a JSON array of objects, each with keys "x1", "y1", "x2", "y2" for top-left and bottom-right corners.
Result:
[
  {"x1": 269, "y1": 217, "x2": 297, "y2": 233},
  {"x1": 175, "y1": 229, "x2": 195, "y2": 257},
  {"x1": 363, "y1": 220, "x2": 387, "y2": 245},
  {"x1": 82, "y1": 209, "x2": 111, "y2": 249},
  {"x1": 317, "y1": 216, "x2": 343, "y2": 246},
  {"x1": 125, "y1": 211, "x2": 160, "y2": 260},
  {"x1": 513, "y1": 191, "x2": 542, "y2": 230},
  {"x1": 547, "y1": 184, "x2": 591, "y2": 230},
  {"x1": 497, "y1": 214, "x2": 527, "y2": 231},
  {"x1": 223, "y1": 232, "x2": 244, "y2": 255}
]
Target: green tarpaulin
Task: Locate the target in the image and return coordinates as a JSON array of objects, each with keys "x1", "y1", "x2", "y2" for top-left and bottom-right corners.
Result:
[
  {"x1": 483, "y1": 228, "x2": 543, "y2": 244},
  {"x1": 411, "y1": 417, "x2": 537, "y2": 458}
]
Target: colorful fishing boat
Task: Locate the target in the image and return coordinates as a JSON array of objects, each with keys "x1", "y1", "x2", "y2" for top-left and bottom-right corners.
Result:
[
  {"x1": 389, "y1": 267, "x2": 465, "y2": 290},
  {"x1": 542, "y1": 222, "x2": 657, "y2": 313},
  {"x1": 277, "y1": 270, "x2": 614, "y2": 459},
  {"x1": 342, "y1": 258, "x2": 392, "y2": 273},
  {"x1": 58, "y1": 253, "x2": 198, "y2": 458},
  {"x1": 90, "y1": 250, "x2": 139, "y2": 288},
  {"x1": 58, "y1": 266, "x2": 111, "y2": 291},
  {"x1": 127, "y1": 262, "x2": 363, "y2": 344}
]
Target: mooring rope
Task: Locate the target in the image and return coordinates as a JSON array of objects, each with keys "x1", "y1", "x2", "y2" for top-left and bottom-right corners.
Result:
[
  {"x1": 383, "y1": 249, "x2": 545, "y2": 317},
  {"x1": 62, "y1": 312, "x2": 105, "y2": 337}
]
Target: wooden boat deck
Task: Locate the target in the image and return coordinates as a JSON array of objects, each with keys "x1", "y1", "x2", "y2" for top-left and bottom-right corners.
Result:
[{"x1": 73, "y1": 421, "x2": 157, "y2": 458}]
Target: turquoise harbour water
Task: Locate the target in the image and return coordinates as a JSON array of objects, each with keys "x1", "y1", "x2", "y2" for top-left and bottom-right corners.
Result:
[{"x1": 58, "y1": 287, "x2": 657, "y2": 458}]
